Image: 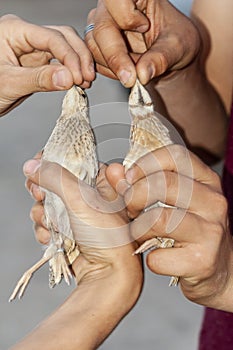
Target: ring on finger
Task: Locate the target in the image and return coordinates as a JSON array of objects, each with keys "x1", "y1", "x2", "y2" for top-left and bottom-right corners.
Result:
[{"x1": 84, "y1": 23, "x2": 95, "y2": 36}]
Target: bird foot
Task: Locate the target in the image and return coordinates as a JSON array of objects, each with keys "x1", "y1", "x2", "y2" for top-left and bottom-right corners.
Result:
[
  {"x1": 9, "y1": 255, "x2": 50, "y2": 302},
  {"x1": 169, "y1": 276, "x2": 179, "y2": 286},
  {"x1": 133, "y1": 238, "x2": 163, "y2": 254},
  {"x1": 49, "y1": 250, "x2": 72, "y2": 288},
  {"x1": 134, "y1": 237, "x2": 179, "y2": 286}
]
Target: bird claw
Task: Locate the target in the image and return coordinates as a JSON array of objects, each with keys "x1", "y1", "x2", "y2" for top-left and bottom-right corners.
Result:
[
  {"x1": 9, "y1": 272, "x2": 33, "y2": 302},
  {"x1": 133, "y1": 238, "x2": 162, "y2": 255},
  {"x1": 133, "y1": 237, "x2": 179, "y2": 286},
  {"x1": 49, "y1": 251, "x2": 72, "y2": 288},
  {"x1": 9, "y1": 255, "x2": 51, "y2": 302}
]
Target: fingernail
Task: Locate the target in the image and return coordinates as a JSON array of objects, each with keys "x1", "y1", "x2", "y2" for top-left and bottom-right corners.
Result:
[
  {"x1": 119, "y1": 69, "x2": 132, "y2": 86},
  {"x1": 136, "y1": 24, "x2": 149, "y2": 33},
  {"x1": 148, "y1": 65, "x2": 156, "y2": 80},
  {"x1": 29, "y1": 183, "x2": 36, "y2": 198},
  {"x1": 52, "y1": 69, "x2": 68, "y2": 88},
  {"x1": 89, "y1": 63, "x2": 95, "y2": 74},
  {"x1": 23, "y1": 159, "x2": 41, "y2": 176}
]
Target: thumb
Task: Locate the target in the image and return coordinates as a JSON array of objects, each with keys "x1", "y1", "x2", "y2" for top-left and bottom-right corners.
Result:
[
  {"x1": 106, "y1": 163, "x2": 130, "y2": 196},
  {"x1": 23, "y1": 159, "x2": 98, "y2": 216},
  {"x1": 4, "y1": 64, "x2": 74, "y2": 98},
  {"x1": 23, "y1": 159, "x2": 78, "y2": 201}
]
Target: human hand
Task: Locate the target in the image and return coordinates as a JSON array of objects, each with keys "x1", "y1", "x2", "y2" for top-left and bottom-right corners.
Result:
[
  {"x1": 106, "y1": 145, "x2": 233, "y2": 312},
  {"x1": 85, "y1": 0, "x2": 200, "y2": 87},
  {"x1": 22, "y1": 158, "x2": 143, "y2": 348},
  {"x1": 0, "y1": 14, "x2": 95, "y2": 116}
]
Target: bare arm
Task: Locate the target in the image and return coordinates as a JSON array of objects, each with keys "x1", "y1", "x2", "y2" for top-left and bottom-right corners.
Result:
[
  {"x1": 192, "y1": 0, "x2": 233, "y2": 113},
  {"x1": 146, "y1": 0, "x2": 232, "y2": 161},
  {"x1": 87, "y1": 0, "x2": 231, "y2": 161},
  {"x1": 10, "y1": 161, "x2": 142, "y2": 350},
  {"x1": 11, "y1": 251, "x2": 141, "y2": 350}
]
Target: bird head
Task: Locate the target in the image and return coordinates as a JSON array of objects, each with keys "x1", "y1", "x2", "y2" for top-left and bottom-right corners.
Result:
[
  {"x1": 60, "y1": 85, "x2": 88, "y2": 121},
  {"x1": 128, "y1": 79, "x2": 154, "y2": 119}
]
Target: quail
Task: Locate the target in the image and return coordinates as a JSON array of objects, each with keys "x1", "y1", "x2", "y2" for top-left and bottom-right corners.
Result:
[
  {"x1": 9, "y1": 86, "x2": 98, "y2": 301},
  {"x1": 125, "y1": 80, "x2": 179, "y2": 286}
]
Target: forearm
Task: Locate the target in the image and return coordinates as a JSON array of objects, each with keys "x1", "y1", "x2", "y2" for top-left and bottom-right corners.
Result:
[
  {"x1": 11, "y1": 253, "x2": 142, "y2": 350},
  {"x1": 147, "y1": 60, "x2": 228, "y2": 163}
]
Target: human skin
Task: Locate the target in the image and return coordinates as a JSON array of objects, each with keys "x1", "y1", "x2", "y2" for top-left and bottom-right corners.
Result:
[
  {"x1": 85, "y1": 0, "x2": 232, "y2": 160},
  {"x1": 106, "y1": 145, "x2": 233, "y2": 312},
  {"x1": 0, "y1": 14, "x2": 95, "y2": 116},
  {"x1": 83, "y1": 0, "x2": 233, "y2": 311},
  {"x1": 11, "y1": 160, "x2": 143, "y2": 350}
]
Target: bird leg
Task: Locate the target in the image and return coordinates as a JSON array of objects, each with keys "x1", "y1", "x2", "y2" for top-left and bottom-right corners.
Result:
[
  {"x1": 9, "y1": 252, "x2": 53, "y2": 302},
  {"x1": 49, "y1": 248, "x2": 73, "y2": 288},
  {"x1": 134, "y1": 239, "x2": 179, "y2": 286}
]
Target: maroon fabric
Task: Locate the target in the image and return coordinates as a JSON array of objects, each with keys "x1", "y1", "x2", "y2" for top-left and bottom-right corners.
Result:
[{"x1": 199, "y1": 107, "x2": 233, "y2": 349}]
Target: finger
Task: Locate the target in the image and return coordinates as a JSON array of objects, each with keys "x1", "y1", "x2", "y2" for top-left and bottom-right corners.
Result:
[
  {"x1": 25, "y1": 152, "x2": 44, "y2": 200},
  {"x1": 1, "y1": 64, "x2": 74, "y2": 99},
  {"x1": 125, "y1": 170, "x2": 224, "y2": 221},
  {"x1": 19, "y1": 51, "x2": 53, "y2": 67},
  {"x1": 136, "y1": 32, "x2": 194, "y2": 84},
  {"x1": 104, "y1": 0, "x2": 149, "y2": 32},
  {"x1": 30, "y1": 201, "x2": 46, "y2": 228},
  {"x1": 93, "y1": 2, "x2": 137, "y2": 87},
  {"x1": 136, "y1": 40, "x2": 175, "y2": 84},
  {"x1": 85, "y1": 9, "x2": 108, "y2": 66},
  {"x1": 23, "y1": 159, "x2": 102, "y2": 217},
  {"x1": 106, "y1": 163, "x2": 130, "y2": 196},
  {"x1": 23, "y1": 159, "x2": 75, "y2": 200},
  {"x1": 146, "y1": 244, "x2": 215, "y2": 280},
  {"x1": 4, "y1": 16, "x2": 85, "y2": 86},
  {"x1": 96, "y1": 164, "x2": 118, "y2": 201},
  {"x1": 95, "y1": 63, "x2": 118, "y2": 80},
  {"x1": 125, "y1": 145, "x2": 221, "y2": 191},
  {"x1": 46, "y1": 25, "x2": 95, "y2": 83},
  {"x1": 130, "y1": 207, "x2": 213, "y2": 244},
  {"x1": 22, "y1": 25, "x2": 86, "y2": 85},
  {"x1": 26, "y1": 180, "x2": 45, "y2": 201},
  {"x1": 34, "y1": 223, "x2": 51, "y2": 245}
]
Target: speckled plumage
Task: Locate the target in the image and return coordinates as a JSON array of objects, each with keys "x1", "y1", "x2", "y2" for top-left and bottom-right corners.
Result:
[
  {"x1": 10, "y1": 86, "x2": 98, "y2": 301},
  {"x1": 9, "y1": 81, "x2": 178, "y2": 302},
  {"x1": 125, "y1": 80, "x2": 179, "y2": 286}
]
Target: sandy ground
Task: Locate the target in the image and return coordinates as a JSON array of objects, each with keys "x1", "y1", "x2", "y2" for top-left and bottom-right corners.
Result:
[{"x1": 0, "y1": 1, "x2": 205, "y2": 349}]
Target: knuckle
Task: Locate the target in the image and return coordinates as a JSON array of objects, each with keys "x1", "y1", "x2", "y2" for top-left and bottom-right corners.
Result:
[
  {"x1": 209, "y1": 222, "x2": 224, "y2": 240},
  {"x1": 118, "y1": 15, "x2": 137, "y2": 30},
  {"x1": 212, "y1": 192, "x2": 228, "y2": 217},
  {"x1": 102, "y1": 51, "x2": 119, "y2": 69},
  {"x1": 156, "y1": 52, "x2": 169, "y2": 75},
  {"x1": 164, "y1": 171, "x2": 176, "y2": 192},
  {"x1": 0, "y1": 14, "x2": 19, "y2": 23},
  {"x1": 126, "y1": 181, "x2": 147, "y2": 212},
  {"x1": 34, "y1": 67, "x2": 48, "y2": 90},
  {"x1": 211, "y1": 171, "x2": 222, "y2": 187},
  {"x1": 59, "y1": 25, "x2": 76, "y2": 34},
  {"x1": 87, "y1": 8, "x2": 96, "y2": 22},
  {"x1": 192, "y1": 248, "x2": 217, "y2": 278},
  {"x1": 169, "y1": 144, "x2": 187, "y2": 162}
]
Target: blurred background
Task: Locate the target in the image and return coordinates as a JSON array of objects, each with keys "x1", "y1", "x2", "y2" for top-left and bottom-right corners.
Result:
[{"x1": 0, "y1": 1, "x2": 204, "y2": 349}]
